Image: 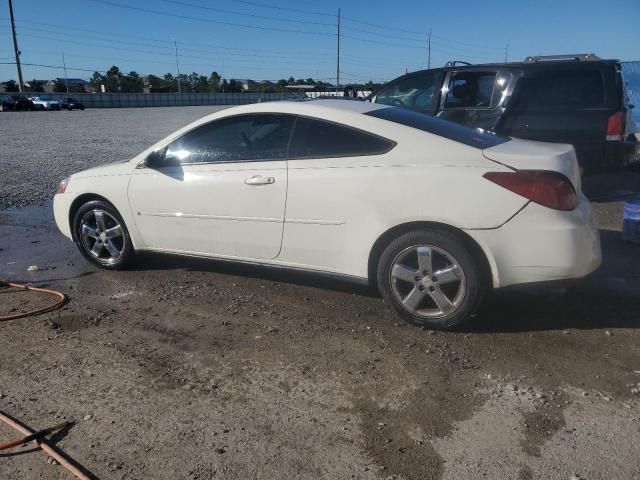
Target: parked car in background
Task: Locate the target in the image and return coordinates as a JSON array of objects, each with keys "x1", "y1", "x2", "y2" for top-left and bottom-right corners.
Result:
[
  {"x1": 60, "y1": 97, "x2": 85, "y2": 110},
  {"x1": 371, "y1": 54, "x2": 638, "y2": 174},
  {"x1": 13, "y1": 95, "x2": 35, "y2": 111},
  {"x1": 29, "y1": 96, "x2": 61, "y2": 111},
  {"x1": 53, "y1": 100, "x2": 601, "y2": 329},
  {"x1": 0, "y1": 94, "x2": 16, "y2": 111}
]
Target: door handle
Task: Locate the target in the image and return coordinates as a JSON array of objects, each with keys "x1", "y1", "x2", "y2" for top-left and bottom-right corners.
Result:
[{"x1": 245, "y1": 175, "x2": 275, "y2": 186}]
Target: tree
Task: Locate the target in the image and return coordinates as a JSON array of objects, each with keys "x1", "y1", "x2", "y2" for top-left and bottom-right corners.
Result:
[
  {"x1": 209, "y1": 71, "x2": 221, "y2": 92},
  {"x1": 194, "y1": 75, "x2": 210, "y2": 93},
  {"x1": 287, "y1": 76, "x2": 295, "y2": 85},
  {"x1": 2, "y1": 80, "x2": 19, "y2": 92},
  {"x1": 119, "y1": 71, "x2": 144, "y2": 93},
  {"x1": 52, "y1": 80, "x2": 67, "y2": 93},
  {"x1": 26, "y1": 79, "x2": 44, "y2": 92},
  {"x1": 89, "y1": 71, "x2": 105, "y2": 92}
]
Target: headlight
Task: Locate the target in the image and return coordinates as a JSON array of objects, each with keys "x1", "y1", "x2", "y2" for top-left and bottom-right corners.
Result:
[{"x1": 58, "y1": 177, "x2": 69, "y2": 194}]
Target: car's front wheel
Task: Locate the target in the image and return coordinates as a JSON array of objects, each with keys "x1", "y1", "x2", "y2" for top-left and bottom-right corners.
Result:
[
  {"x1": 72, "y1": 200, "x2": 134, "y2": 270},
  {"x1": 377, "y1": 229, "x2": 486, "y2": 330}
]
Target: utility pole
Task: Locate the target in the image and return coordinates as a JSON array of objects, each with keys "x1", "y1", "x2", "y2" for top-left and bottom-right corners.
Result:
[
  {"x1": 8, "y1": 0, "x2": 24, "y2": 92},
  {"x1": 62, "y1": 53, "x2": 69, "y2": 94},
  {"x1": 336, "y1": 8, "x2": 340, "y2": 91},
  {"x1": 504, "y1": 42, "x2": 509, "y2": 64},
  {"x1": 174, "y1": 38, "x2": 181, "y2": 94},
  {"x1": 427, "y1": 28, "x2": 431, "y2": 69}
]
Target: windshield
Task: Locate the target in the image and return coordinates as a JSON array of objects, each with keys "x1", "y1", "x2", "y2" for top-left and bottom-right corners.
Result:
[{"x1": 374, "y1": 71, "x2": 442, "y2": 114}]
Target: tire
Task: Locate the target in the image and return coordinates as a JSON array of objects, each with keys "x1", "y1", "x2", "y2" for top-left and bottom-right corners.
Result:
[
  {"x1": 72, "y1": 200, "x2": 135, "y2": 270},
  {"x1": 376, "y1": 229, "x2": 487, "y2": 330}
]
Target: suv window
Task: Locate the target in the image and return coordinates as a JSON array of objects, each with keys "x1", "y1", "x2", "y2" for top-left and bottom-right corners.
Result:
[
  {"x1": 509, "y1": 68, "x2": 608, "y2": 111},
  {"x1": 164, "y1": 114, "x2": 295, "y2": 165},
  {"x1": 374, "y1": 71, "x2": 441, "y2": 114},
  {"x1": 288, "y1": 117, "x2": 395, "y2": 158},
  {"x1": 444, "y1": 71, "x2": 498, "y2": 109}
]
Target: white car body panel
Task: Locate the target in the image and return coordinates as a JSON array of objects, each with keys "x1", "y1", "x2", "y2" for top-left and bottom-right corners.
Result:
[
  {"x1": 127, "y1": 161, "x2": 287, "y2": 259},
  {"x1": 53, "y1": 100, "x2": 601, "y2": 288}
]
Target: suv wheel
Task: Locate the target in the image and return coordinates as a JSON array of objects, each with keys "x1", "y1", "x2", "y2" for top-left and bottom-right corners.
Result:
[
  {"x1": 72, "y1": 200, "x2": 134, "y2": 270},
  {"x1": 377, "y1": 229, "x2": 486, "y2": 330}
]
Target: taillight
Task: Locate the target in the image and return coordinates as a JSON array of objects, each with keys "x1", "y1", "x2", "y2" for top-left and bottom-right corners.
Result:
[
  {"x1": 483, "y1": 171, "x2": 576, "y2": 211},
  {"x1": 606, "y1": 111, "x2": 625, "y2": 141}
]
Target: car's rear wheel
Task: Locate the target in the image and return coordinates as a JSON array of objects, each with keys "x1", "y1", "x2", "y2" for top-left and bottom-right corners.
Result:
[
  {"x1": 72, "y1": 200, "x2": 134, "y2": 270},
  {"x1": 377, "y1": 229, "x2": 486, "y2": 330}
]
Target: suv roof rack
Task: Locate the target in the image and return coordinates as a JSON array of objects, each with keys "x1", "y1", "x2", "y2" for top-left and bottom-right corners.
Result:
[
  {"x1": 523, "y1": 53, "x2": 601, "y2": 63},
  {"x1": 444, "y1": 61, "x2": 472, "y2": 67}
]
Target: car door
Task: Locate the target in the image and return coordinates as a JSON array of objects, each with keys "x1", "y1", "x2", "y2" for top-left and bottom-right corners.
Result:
[
  {"x1": 436, "y1": 69, "x2": 512, "y2": 130},
  {"x1": 127, "y1": 113, "x2": 294, "y2": 260}
]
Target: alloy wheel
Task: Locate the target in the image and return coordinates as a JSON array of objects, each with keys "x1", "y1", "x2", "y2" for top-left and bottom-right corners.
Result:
[
  {"x1": 389, "y1": 245, "x2": 466, "y2": 319},
  {"x1": 79, "y1": 209, "x2": 126, "y2": 264}
]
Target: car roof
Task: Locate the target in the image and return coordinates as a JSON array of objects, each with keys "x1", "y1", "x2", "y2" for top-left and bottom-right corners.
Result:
[
  {"x1": 199, "y1": 98, "x2": 388, "y2": 120},
  {"x1": 385, "y1": 58, "x2": 620, "y2": 80}
]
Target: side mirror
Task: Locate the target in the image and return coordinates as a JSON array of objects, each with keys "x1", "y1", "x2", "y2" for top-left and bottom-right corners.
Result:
[{"x1": 145, "y1": 149, "x2": 166, "y2": 169}]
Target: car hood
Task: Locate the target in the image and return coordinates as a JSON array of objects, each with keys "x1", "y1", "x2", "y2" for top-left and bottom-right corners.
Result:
[
  {"x1": 71, "y1": 160, "x2": 133, "y2": 179},
  {"x1": 482, "y1": 138, "x2": 581, "y2": 192}
]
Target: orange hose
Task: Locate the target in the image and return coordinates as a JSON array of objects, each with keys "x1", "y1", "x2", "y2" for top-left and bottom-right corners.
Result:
[
  {"x1": 0, "y1": 411, "x2": 95, "y2": 479},
  {"x1": 0, "y1": 281, "x2": 67, "y2": 321}
]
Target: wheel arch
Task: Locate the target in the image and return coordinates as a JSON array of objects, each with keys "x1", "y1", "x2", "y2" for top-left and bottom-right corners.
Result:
[
  {"x1": 68, "y1": 193, "x2": 116, "y2": 241},
  {"x1": 367, "y1": 221, "x2": 494, "y2": 292}
]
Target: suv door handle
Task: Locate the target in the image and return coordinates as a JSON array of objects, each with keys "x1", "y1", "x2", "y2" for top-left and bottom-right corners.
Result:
[{"x1": 245, "y1": 175, "x2": 275, "y2": 186}]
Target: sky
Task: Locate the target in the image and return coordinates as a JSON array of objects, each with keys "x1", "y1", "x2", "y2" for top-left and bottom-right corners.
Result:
[{"x1": 1, "y1": 0, "x2": 639, "y2": 85}]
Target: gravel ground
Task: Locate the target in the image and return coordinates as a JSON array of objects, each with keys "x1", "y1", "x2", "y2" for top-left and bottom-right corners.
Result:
[
  {"x1": 0, "y1": 107, "x2": 228, "y2": 210},
  {"x1": 1, "y1": 107, "x2": 640, "y2": 479}
]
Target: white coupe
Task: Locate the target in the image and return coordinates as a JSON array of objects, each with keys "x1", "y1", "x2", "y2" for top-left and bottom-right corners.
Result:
[{"x1": 53, "y1": 100, "x2": 601, "y2": 329}]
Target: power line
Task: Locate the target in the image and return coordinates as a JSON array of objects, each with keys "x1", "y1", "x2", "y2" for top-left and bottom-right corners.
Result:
[
  {"x1": 12, "y1": 20, "x2": 334, "y2": 56},
  {"x1": 85, "y1": 0, "x2": 335, "y2": 36},
  {"x1": 0, "y1": 61, "x2": 105, "y2": 73},
  {"x1": 155, "y1": 0, "x2": 334, "y2": 27},
  {"x1": 430, "y1": 33, "x2": 505, "y2": 51},
  {"x1": 12, "y1": 26, "x2": 331, "y2": 60},
  {"x1": 341, "y1": 34, "x2": 425, "y2": 50},
  {"x1": 340, "y1": 24, "x2": 425, "y2": 43},
  {"x1": 341, "y1": 16, "x2": 425, "y2": 36},
  {"x1": 13, "y1": 34, "x2": 335, "y2": 66},
  {"x1": 228, "y1": 0, "x2": 334, "y2": 17}
]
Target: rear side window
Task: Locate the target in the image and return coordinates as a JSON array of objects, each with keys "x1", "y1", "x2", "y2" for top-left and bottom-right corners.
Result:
[
  {"x1": 444, "y1": 71, "x2": 498, "y2": 109},
  {"x1": 509, "y1": 68, "x2": 609, "y2": 111},
  {"x1": 367, "y1": 107, "x2": 510, "y2": 149},
  {"x1": 288, "y1": 117, "x2": 395, "y2": 159},
  {"x1": 374, "y1": 71, "x2": 442, "y2": 114}
]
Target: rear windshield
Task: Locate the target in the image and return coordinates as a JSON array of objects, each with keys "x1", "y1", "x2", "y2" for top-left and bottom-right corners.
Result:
[
  {"x1": 509, "y1": 67, "x2": 616, "y2": 111},
  {"x1": 366, "y1": 107, "x2": 510, "y2": 149}
]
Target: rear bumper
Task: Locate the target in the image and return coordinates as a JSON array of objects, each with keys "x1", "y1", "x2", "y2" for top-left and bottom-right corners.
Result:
[
  {"x1": 604, "y1": 138, "x2": 639, "y2": 169},
  {"x1": 465, "y1": 195, "x2": 601, "y2": 289}
]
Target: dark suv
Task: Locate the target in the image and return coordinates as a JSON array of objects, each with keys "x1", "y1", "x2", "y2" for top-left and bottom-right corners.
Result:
[{"x1": 371, "y1": 54, "x2": 638, "y2": 174}]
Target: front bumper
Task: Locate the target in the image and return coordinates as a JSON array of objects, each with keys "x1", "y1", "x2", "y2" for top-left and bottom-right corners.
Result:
[
  {"x1": 466, "y1": 195, "x2": 601, "y2": 289},
  {"x1": 53, "y1": 193, "x2": 76, "y2": 240}
]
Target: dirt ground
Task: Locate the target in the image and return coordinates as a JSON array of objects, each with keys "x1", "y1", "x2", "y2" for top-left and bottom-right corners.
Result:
[
  {"x1": 1, "y1": 107, "x2": 640, "y2": 479},
  {"x1": 0, "y1": 199, "x2": 639, "y2": 480}
]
